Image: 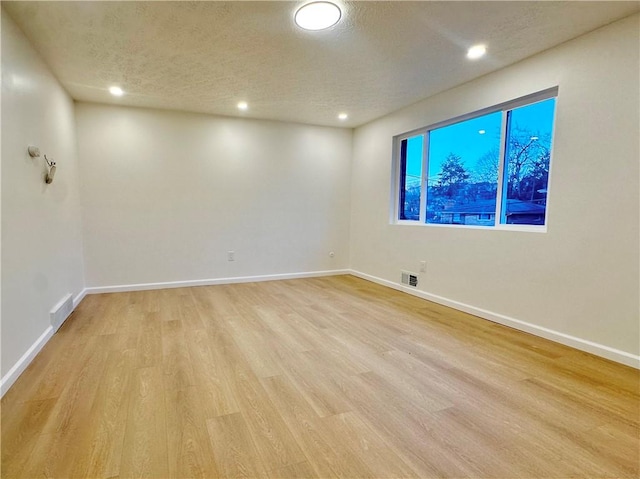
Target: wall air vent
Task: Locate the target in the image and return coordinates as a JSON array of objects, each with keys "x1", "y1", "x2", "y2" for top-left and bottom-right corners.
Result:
[
  {"x1": 401, "y1": 271, "x2": 418, "y2": 288},
  {"x1": 50, "y1": 293, "x2": 73, "y2": 332}
]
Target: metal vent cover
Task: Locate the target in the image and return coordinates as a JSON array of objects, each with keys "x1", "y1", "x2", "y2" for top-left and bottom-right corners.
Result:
[{"x1": 401, "y1": 271, "x2": 418, "y2": 288}]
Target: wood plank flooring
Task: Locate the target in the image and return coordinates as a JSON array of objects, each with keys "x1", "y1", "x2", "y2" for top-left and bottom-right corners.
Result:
[{"x1": 2, "y1": 275, "x2": 638, "y2": 478}]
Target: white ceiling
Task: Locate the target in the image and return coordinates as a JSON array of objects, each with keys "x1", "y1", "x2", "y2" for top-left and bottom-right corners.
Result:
[{"x1": 4, "y1": 1, "x2": 638, "y2": 127}]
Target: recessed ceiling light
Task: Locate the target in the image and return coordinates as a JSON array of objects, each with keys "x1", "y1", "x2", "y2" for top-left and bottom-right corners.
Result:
[
  {"x1": 338, "y1": 113, "x2": 348, "y2": 120},
  {"x1": 467, "y1": 44, "x2": 487, "y2": 60},
  {"x1": 295, "y1": 2, "x2": 342, "y2": 31},
  {"x1": 237, "y1": 101, "x2": 248, "y2": 111},
  {"x1": 109, "y1": 86, "x2": 124, "y2": 96}
]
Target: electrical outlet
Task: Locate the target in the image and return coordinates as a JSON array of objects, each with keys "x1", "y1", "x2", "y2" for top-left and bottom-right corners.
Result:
[
  {"x1": 419, "y1": 261, "x2": 426, "y2": 272},
  {"x1": 227, "y1": 251, "x2": 235, "y2": 261}
]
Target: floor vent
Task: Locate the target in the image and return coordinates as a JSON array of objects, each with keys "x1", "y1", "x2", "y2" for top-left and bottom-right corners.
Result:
[
  {"x1": 50, "y1": 294, "x2": 74, "y2": 332},
  {"x1": 401, "y1": 271, "x2": 419, "y2": 288}
]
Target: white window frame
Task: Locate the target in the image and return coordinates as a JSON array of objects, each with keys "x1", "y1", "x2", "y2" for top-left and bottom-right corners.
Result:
[{"x1": 393, "y1": 87, "x2": 558, "y2": 232}]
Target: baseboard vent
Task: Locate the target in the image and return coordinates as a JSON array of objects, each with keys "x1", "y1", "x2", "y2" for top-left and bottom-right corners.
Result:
[
  {"x1": 401, "y1": 271, "x2": 418, "y2": 288},
  {"x1": 50, "y1": 294, "x2": 73, "y2": 332}
]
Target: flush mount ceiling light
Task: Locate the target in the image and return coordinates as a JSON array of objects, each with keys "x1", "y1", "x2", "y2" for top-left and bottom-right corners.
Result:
[
  {"x1": 466, "y1": 44, "x2": 487, "y2": 60},
  {"x1": 237, "y1": 101, "x2": 248, "y2": 110},
  {"x1": 295, "y1": 2, "x2": 342, "y2": 31},
  {"x1": 338, "y1": 113, "x2": 348, "y2": 120},
  {"x1": 109, "y1": 86, "x2": 124, "y2": 96}
]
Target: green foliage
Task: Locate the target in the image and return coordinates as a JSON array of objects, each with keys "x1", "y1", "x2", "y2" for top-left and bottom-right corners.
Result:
[{"x1": 436, "y1": 153, "x2": 469, "y2": 198}]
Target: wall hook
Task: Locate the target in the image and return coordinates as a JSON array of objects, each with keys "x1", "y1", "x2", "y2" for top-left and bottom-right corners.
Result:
[
  {"x1": 44, "y1": 155, "x2": 57, "y2": 184},
  {"x1": 27, "y1": 146, "x2": 57, "y2": 184}
]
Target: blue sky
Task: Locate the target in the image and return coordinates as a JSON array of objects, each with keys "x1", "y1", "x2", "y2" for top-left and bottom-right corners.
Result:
[{"x1": 405, "y1": 98, "x2": 556, "y2": 181}]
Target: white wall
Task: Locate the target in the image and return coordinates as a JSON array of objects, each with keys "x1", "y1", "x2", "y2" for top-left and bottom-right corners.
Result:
[
  {"x1": 1, "y1": 12, "x2": 85, "y2": 379},
  {"x1": 75, "y1": 104, "x2": 352, "y2": 288},
  {"x1": 350, "y1": 15, "x2": 640, "y2": 359}
]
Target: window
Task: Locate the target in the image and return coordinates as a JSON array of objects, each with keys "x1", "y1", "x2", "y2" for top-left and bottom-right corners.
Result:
[
  {"x1": 426, "y1": 111, "x2": 502, "y2": 226},
  {"x1": 395, "y1": 89, "x2": 556, "y2": 229},
  {"x1": 398, "y1": 134, "x2": 423, "y2": 220},
  {"x1": 501, "y1": 99, "x2": 555, "y2": 225}
]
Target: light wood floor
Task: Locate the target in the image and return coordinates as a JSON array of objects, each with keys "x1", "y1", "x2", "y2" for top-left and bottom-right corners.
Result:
[{"x1": 2, "y1": 275, "x2": 638, "y2": 478}]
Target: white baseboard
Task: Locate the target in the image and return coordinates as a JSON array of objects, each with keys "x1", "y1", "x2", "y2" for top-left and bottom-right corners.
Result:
[
  {"x1": 1, "y1": 288, "x2": 90, "y2": 398},
  {"x1": 84, "y1": 269, "x2": 350, "y2": 294},
  {"x1": 73, "y1": 288, "x2": 88, "y2": 308},
  {"x1": 0, "y1": 326, "x2": 54, "y2": 397},
  {"x1": 349, "y1": 270, "x2": 640, "y2": 369}
]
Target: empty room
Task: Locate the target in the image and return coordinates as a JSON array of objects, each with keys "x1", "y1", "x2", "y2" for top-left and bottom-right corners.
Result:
[{"x1": 1, "y1": 1, "x2": 639, "y2": 478}]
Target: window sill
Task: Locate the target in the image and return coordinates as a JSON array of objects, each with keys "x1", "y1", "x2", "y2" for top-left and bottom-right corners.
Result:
[{"x1": 392, "y1": 221, "x2": 547, "y2": 233}]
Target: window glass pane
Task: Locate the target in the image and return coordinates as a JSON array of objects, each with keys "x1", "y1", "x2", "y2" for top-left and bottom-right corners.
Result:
[
  {"x1": 501, "y1": 98, "x2": 555, "y2": 225},
  {"x1": 426, "y1": 112, "x2": 502, "y2": 226},
  {"x1": 398, "y1": 134, "x2": 423, "y2": 220}
]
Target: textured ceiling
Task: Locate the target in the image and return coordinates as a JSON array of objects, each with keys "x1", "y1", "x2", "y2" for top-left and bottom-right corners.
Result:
[{"x1": 3, "y1": 1, "x2": 638, "y2": 127}]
